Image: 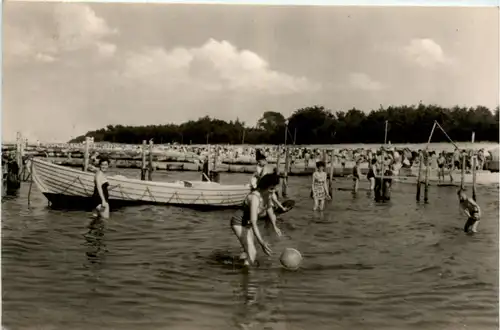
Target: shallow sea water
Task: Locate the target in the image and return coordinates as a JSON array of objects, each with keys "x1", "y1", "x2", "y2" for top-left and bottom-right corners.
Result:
[{"x1": 2, "y1": 169, "x2": 499, "y2": 330}]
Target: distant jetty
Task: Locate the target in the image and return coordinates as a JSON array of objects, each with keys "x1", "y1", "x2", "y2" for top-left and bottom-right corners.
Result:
[{"x1": 2, "y1": 139, "x2": 498, "y2": 180}]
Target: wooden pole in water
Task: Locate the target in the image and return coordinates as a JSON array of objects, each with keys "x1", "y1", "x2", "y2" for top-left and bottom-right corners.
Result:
[
  {"x1": 83, "y1": 136, "x2": 90, "y2": 172},
  {"x1": 15, "y1": 132, "x2": 22, "y2": 176},
  {"x1": 276, "y1": 146, "x2": 281, "y2": 175},
  {"x1": 213, "y1": 145, "x2": 220, "y2": 183},
  {"x1": 384, "y1": 120, "x2": 388, "y2": 145},
  {"x1": 417, "y1": 121, "x2": 437, "y2": 202},
  {"x1": 378, "y1": 120, "x2": 389, "y2": 200},
  {"x1": 282, "y1": 122, "x2": 289, "y2": 198},
  {"x1": 461, "y1": 153, "x2": 466, "y2": 190},
  {"x1": 329, "y1": 149, "x2": 334, "y2": 196},
  {"x1": 424, "y1": 150, "x2": 430, "y2": 203},
  {"x1": 416, "y1": 151, "x2": 423, "y2": 201},
  {"x1": 283, "y1": 145, "x2": 290, "y2": 198},
  {"x1": 141, "y1": 140, "x2": 147, "y2": 180},
  {"x1": 148, "y1": 139, "x2": 154, "y2": 181},
  {"x1": 20, "y1": 138, "x2": 28, "y2": 180},
  {"x1": 213, "y1": 145, "x2": 218, "y2": 172},
  {"x1": 471, "y1": 132, "x2": 477, "y2": 201}
]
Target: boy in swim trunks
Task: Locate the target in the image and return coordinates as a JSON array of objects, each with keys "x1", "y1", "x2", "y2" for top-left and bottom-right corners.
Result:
[
  {"x1": 458, "y1": 189, "x2": 481, "y2": 233},
  {"x1": 437, "y1": 152, "x2": 446, "y2": 182}
]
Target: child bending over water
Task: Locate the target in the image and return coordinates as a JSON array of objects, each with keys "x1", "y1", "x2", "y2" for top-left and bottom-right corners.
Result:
[{"x1": 458, "y1": 189, "x2": 481, "y2": 233}]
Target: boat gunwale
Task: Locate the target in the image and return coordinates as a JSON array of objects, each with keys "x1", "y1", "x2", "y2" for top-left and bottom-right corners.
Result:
[{"x1": 31, "y1": 157, "x2": 251, "y2": 191}]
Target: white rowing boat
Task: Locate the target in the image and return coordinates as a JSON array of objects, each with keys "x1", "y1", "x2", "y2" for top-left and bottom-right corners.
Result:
[{"x1": 29, "y1": 158, "x2": 250, "y2": 209}]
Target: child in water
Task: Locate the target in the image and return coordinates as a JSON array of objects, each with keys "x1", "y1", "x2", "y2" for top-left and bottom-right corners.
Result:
[
  {"x1": 251, "y1": 152, "x2": 288, "y2": 213},
  {"x1": 311, "y1": 161, "x2": 331, "y2": 211},
  {"x1": 458, "y1": 189, "x2": 481, "y2": 233}
]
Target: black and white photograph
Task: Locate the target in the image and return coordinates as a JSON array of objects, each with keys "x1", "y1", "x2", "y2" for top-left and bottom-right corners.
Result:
[{"x1": 2, "y1": 1, "x2": 499, "y2": 329}]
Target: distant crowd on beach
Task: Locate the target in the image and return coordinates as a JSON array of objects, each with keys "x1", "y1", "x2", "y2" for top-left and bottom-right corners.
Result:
[
  {"x1": 2, "y1": 140, "x2": 497, "y2": 181},
  {"x1": 182, "y1": 144, "x2": 492, "y2": 173}
]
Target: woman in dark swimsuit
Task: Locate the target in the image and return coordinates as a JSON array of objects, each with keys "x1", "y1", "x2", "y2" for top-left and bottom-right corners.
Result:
[
  {"x1": 367, "y1": 158, "x2": 377, "y2": 191},
  {"x1": 93, "y1": 158, "x2": 110, "y2": 219},
  {"x1": 230, "y1": 172, "x2": 282, "y2": 267}
]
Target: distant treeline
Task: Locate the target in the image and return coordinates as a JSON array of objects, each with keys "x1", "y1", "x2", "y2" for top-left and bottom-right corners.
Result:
[{"x1": 70, "y1": 104, "x2": 500, "y2": 145}]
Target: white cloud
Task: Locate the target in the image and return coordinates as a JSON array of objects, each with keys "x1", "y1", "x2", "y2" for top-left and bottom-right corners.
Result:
[
  {"x1": 53, "y1": 4, "x2": 117, "y2": 52},
  {"x1": 123, "y1": 38, "x2": 321, "y2": 95},
  {"x1": 348, "y1": 72, "x2": 386, "y2": 91},
  {"x1": 97, "y1": 42, "x2": 117, "y2": 57},
  {"x1": 4, "y1": 4, "x2": 117, "y2": 65},
  {"x1": 3, "y1": 24, "x2": 57, "y2": 64},
  {"x1": 35, "y1": 52, "x2": 57, "y2": 63},
  {"x1": 403, "y1": 38, "x2": 453, "y2": 68}
]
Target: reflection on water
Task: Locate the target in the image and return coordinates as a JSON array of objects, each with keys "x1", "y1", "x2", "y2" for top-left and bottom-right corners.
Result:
[
  {"x1": 1, "y1": 170, "x2": 499, "y2": 330},
  {"x1": 83, "y1": 217, "x2": 108, "y2": 264},
  {"x1": 232, "y1": 269, "x2": 287, "y2": 330}
]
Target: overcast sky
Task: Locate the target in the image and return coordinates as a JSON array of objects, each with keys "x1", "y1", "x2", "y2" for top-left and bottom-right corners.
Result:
[{"x1": 3, "y1": 3, "x2": 499, "y2": 142}]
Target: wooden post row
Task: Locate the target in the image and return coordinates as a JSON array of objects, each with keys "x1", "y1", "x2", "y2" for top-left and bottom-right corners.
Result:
[
  {"x1": 148, "y1": 140, "x2": 154, "y2": 181},
  {"x1": 141, "y1": 140, "x2": 147, "y2": 180}
]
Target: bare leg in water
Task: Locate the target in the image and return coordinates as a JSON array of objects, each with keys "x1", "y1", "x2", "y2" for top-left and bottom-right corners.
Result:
[
  {"x1": 313, "y1": 197, "x2": 319, "y2": 211},
  {"x1": 353, "y1": 178, "x2": 359, "y2": 193},
  {"x1": 231, "y1": 224, "x2": 248, "y2": 262},
  {"x1": 318, "y1": 198, "x2": 325, "y2": 211},
  {"x1": 244, "y1": 229, "x2": 257, "y2": 265},
  {"x1": 231, "y1": 225, "x2": 257, "y2": 266},
  {"x1": 369, "y1": 177, "x2": 375, "y2": 191}
]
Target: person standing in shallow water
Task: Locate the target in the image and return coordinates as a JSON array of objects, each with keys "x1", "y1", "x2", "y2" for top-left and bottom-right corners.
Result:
[
  {"x1": 250, "y1": 150, "x2": 267, "y2": 191},
  {"x1": 230, "y1": 173, "x2": 282, "y2": 267},
  {"x1": 312, "y1": 161, "x2": 331, "y2": 211},
  {"x1": 367, "y1": 158, "x2": 378, "y2": 191},
  {"x1": 437, "y1": 152, "x2": 446, "y2": 183},
  {"x1": 93, "y1": 158, "x2": 110, "y2": 219},
  {"x1": 250, "y1": 150, "x2": 288, "y2": 213},
  {"x1": 352, "y1": 158, "x2": 362, "y2": 193},
  {"x1": 458, "y1": 189, "x2": 481, "y2": 234}
]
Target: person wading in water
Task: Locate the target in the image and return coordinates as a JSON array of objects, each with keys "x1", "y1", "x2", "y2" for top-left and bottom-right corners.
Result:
[
  {"x1": 250, "y1": 150, "x2": 288, "y2": 213},
  {"x1": 437, "y1": 152, "x2": 446, "y2": 183},
  {"x1": 230, "y1": 172, "x2": 283, "y2": 267},
  {"x1": 93, "y1": 158, "x2": 110, "y2": 219},
  {"x1": 458, "y1": 189, "x2": 481, "y2": 234},
  {"x1": 311, "y1": 161, "x2": 331, "y2": 211}
]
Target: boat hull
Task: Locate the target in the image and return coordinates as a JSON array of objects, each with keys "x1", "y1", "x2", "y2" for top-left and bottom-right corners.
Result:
[
  {"x1": 30, "y1": 158, "x2": 250, "y2": 209},
  {"x1": 41, "y1": 192, "x2": 242, "y2": 211}
]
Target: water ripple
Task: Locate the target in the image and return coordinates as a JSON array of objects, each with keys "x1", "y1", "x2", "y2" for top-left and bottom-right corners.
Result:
[{"x1": 2, "y1": 171, "x2": 498, "y2": 330}]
